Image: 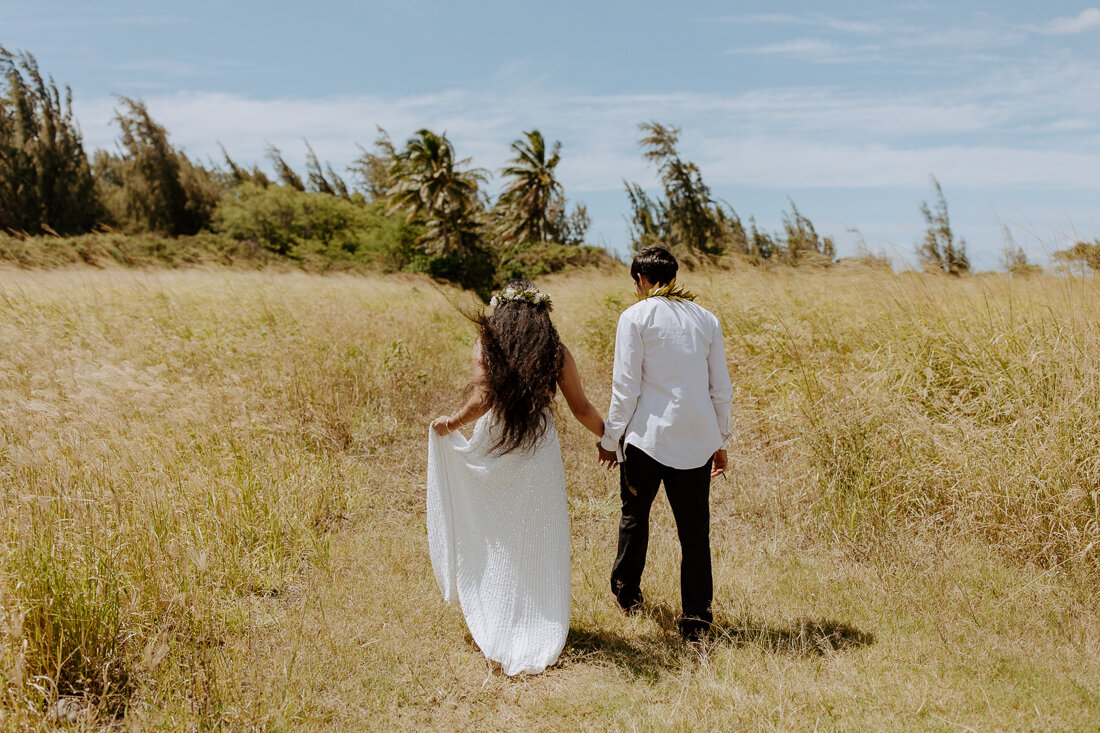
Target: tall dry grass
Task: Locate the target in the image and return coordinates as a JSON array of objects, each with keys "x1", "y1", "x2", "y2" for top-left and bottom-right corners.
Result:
[
  {"x1": 705, "y1": 270, "x2": 1100, "y2": 572},
  {"x1": 573, "y1": 267, "x2": 1100, "y2": 572},
  {"x1": 0, "y1": 268, "x2": 471, "y2": 723},
  {"x1": 0, "y1": 264, "x2": 1097, "y2": 729}
]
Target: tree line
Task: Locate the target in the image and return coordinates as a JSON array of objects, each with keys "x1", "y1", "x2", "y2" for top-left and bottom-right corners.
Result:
[
  {"x1": 5, "y1": 46, "x2": 1084, "y2": 288},
  {"x1": 0, "y1": 47, "x2": 604, "y2": 295},
  {"x1": 624, "y1": 121, "x2": 838, "y2": 268}
]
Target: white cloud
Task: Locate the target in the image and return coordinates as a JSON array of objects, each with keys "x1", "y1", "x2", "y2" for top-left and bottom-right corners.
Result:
[
  {"x1": 718, "y1": 13, "x2": 886, "y2": 34},
  {"x1": 2, "y1": 10, "x2": 190, "y2": 32},
  {"x1": 107, "y1": 59, "x2": 208, "y2": 77},
  {"x1": 724, "y1": 17, "x2": 1023, "y2": 66},
  {"x1": 726, "y1": 38, "x2": 882, "y2": 63},
  {"x1": 1049, "y1": 117, "x2": 1096, "y2": 131},
  {"x1": 891, "y1": 24, "x2": 1024, "y2": 50},
  {"x1": 700, "y1": 137, "x2": 1100, "y2": 189},
  {"x1": 1035, "y1": 8, "x2": 1100, "y2": 35},
  {"x1": 71, "y1": 83, "x2": 1100, "y2": 195},
  {"x1": 68, "y1": 76, "x2": 1100, "y2": 266}
]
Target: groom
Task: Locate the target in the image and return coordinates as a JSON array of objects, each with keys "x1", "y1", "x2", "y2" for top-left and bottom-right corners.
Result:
[{"x1": 597, "y1": 245, "x2": 733, "y2": 642}]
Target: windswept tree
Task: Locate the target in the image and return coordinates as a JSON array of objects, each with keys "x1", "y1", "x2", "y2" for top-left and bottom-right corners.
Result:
[
  {"x1": 747, "y1": 217, "x2": 776, "y2": 262},
  {"x1": 265, "y1": 144, "x2": 305, "y2": 191},
  {"x1": 1001, "y1": 226, "x2": 1040, "y2": 275},
  {"x1": 917, "y1": 176, "x2": 969, "y2": 275},
  {"x1": 781, "y1": 199, "x2": 835, "y2": 265},
  {"x1": 93, "y1": 97, "x2": 221, "y2": 235},
  {"x1": 348, "y1": 127, "x2": 398, "y2": 201},
  {"x1": 304, "y1": 140, "x2": 349, "y2": 199},
  {"x1": 625, "y1": 122, "x2": 746, "y2": 260},
  {"x1": 387, "y1": 128, "x2": 486, "y2": 255},
  {"x1": 260, "y1": 141, "x2": 350, "y2": 197},
  {"x1": 220, "y1": 144, "x2": 271, "y2": 187},
  {"x1": 0, "y1": 46, "x2": 98, "y2": 233},
  {"x1": 495, "y1": 130, "x2": 563, "y2": 245},
  {"x1": 545, "y1": 198, "x2": 591, "y2": 247},
  {"x1": 1053, "y1": 239, "x2": 1100, "y2": 275}
]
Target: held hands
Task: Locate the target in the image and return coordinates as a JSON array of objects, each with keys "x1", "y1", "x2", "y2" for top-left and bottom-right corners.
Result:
[
  {"x1": 597, "y1": 442, "x2": 618, "y2": 469},
  {"x1": 710, "y1": 449, "x2": 728, "y2": 478}
]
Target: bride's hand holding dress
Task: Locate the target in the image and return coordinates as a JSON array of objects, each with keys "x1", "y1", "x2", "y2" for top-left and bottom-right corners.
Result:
[{"x1": 431, "y1": 340, "x2": 489, "y2": 437}]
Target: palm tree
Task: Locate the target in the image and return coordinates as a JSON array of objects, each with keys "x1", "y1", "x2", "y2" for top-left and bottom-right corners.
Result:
[
  {"x1": 496, "y1": 130, "x2": 563, "y2": 245},
  {"x1": 387, "y1": 129, "x2": 486, "y2": 255}
]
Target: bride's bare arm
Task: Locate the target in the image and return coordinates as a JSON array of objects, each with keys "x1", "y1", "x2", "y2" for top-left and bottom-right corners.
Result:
[
  {"x1": 432, "y1": 339, "x2": 490, "y2": 435},
  {"x1": 557, "y1": 345, "x2": 605, "y2": 438}
]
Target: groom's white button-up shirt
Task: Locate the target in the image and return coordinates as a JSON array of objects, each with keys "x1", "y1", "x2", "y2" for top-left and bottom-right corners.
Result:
[{"x1": 599, "y1": 295, "x2": 734, "y2": 470}]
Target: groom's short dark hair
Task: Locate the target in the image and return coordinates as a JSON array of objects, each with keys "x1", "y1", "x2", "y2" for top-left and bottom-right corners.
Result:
[{"x1": 631, "y1": 246, "x2": 678, "y2": 286}]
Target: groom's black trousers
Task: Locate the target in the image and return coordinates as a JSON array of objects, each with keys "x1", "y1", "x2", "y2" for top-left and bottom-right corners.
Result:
[{"x1": 611, "y1": 444, "x2": 713, "y2": 636}]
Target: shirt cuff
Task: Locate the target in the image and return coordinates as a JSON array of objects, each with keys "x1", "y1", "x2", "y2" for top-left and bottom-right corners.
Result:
[{"x1": 600, "y1": 429, "x2": 626, "y2": 462}]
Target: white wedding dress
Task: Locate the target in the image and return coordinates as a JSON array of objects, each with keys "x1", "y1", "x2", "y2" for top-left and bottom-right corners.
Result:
[{"x1": 426, "y1": 410, "x2": 570, "y2": 675}]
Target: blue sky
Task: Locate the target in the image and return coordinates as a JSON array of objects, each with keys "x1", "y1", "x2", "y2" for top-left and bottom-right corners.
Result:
[{"x1": 4, "y1": 1, "x2": 1100, "y2": 268}]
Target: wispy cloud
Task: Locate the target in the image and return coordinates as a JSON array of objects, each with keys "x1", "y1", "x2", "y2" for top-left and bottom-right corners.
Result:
[
  {"x1": 107, "y1": 59, "x2": 208, "y2": 77},
  {"x1": 701, "y1": 137, "x2": 1100, "y2": 189},
  {"x1": 1033, "y1": 8, "x2": 1100, "y2": 35},
  {"x1": 722, "y1": 8, "x2": 1099, "y2": 52},
  {"x1": 2, "y1": 10, "x2": 190, "y2": 31},
  {"x1": 109, "y1": 14, "x2": 192, "y2": 26},
  {"x1": 71, "y1": 84, "x2": 1097, "y2": 268},
  {"x1": 103, "y1": 55, "x2": 271, "y2": 82},
  {"x1": 725, "y1": 38, "x2": 882, "y2": 63},
  {"x1": 70, "y1": 67, "x2": 1100, "y2": 196},
  {"x1": 717, "y1": 13, "x2": 886, "y2": 34},
  {"x1": 723, "y1": 13, "x2": 1024, "y2": 66}
]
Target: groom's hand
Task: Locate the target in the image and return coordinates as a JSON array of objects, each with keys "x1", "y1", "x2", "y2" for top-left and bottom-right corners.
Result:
[
  {"x1": 710, "y1": 449, "x2": 727, "y2": 478},
  {"x1": 597, "y1": 443, "x2": 618, "y2": 469}
]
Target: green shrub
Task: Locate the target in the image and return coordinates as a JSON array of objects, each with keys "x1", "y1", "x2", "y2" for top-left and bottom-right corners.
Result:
[
  {"x1": 408, "y1": 243, "x2": 498, "y2": 301},
  {"x1": 0, "y1": 230, "x2": 277, "y2": 268},
  {"x1": 496, "y1": 242, "x2": 613, "y2": 283},
  {"x1": 212, "y1": 183, "x2": 421, "y2": 267}
]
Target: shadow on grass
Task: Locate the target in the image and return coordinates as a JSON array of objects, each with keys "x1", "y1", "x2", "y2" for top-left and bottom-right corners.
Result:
[
  {"x1": 561, "y1": 625, "x2": 686, "y2": 681},
  {"x1": 713, "y1": 616, "x2": 875, "y2": 656},
  {"x1": 560, "y1": 602, "x2": 874, "y2": 678}
]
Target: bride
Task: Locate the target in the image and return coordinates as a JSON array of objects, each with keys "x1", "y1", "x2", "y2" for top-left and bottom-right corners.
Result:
[{"x1": 428, "y1": 280, "x2": 607, "y2": 675}]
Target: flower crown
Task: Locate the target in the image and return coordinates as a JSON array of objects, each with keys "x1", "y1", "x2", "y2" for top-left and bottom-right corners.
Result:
[{"x1": 490, "y1": 287, "x2": 552, "y2": 310}]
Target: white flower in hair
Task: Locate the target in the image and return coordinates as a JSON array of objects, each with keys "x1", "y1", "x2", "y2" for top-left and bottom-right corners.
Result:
[{"x1": 489, "y1": 287, "x2": 552, "y2": 309}]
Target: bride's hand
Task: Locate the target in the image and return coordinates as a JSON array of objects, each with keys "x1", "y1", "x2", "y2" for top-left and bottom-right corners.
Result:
[
  {"x1": 431, "y1": 416, "x2": 454, "y2": 436},
  {"x1": 597, "y1": 443, "x2": 618, "y2": 469}
]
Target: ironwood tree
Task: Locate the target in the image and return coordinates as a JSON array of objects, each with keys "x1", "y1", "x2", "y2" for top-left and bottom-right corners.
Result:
[{"x1": 0, "y1": 46, "x2": 98, "y2": 234}]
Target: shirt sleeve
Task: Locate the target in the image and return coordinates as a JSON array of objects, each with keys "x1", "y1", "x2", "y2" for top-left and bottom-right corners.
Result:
[
  {"x1": 708, "y1": 316, "x2": 734, "y2": 448},
  {"x1": 601, "y1": 311, "x2": 643, "y2": 462}
]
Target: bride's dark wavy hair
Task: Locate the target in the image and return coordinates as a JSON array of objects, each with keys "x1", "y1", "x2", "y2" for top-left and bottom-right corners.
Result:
[{"x1": 472, "y1": 279, "x2": 563, "y2": 455}]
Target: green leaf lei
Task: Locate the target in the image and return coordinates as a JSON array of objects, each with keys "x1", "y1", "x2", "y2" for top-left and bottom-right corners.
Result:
[{"x1": 637, "y1": 278, "x2": 697, "y2": 302}]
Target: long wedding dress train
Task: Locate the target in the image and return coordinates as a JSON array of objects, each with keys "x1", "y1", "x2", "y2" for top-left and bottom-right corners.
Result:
[{"x1": 426, "y1": 411, "x2": 570, "y2": 675}]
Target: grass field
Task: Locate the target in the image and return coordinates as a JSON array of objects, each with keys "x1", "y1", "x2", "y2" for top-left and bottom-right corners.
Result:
[{"x1": 0, "y1": 264, "x2": 1097, "y2": 730}]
